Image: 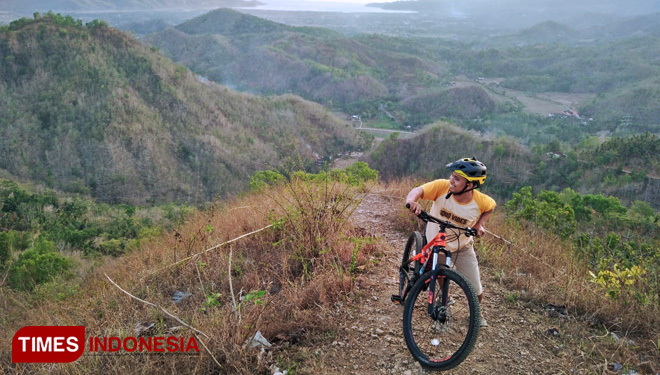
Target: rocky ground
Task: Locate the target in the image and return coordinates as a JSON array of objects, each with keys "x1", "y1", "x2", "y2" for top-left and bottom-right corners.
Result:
[{"x1": 291, "y1": 193, "x2": 657, "y2": 375}]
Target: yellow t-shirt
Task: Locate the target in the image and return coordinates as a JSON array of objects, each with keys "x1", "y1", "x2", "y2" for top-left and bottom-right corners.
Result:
[{"x1": 420, "y1": 179, "x2": 496, "y2": 252}]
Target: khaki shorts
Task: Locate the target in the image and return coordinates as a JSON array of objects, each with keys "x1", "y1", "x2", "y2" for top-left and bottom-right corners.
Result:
[{"x1": 439, "y1": 244, "x2": 483, "y2": 296}]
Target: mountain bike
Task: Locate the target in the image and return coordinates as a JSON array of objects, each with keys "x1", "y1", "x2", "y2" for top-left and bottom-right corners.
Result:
[{"x1": 391, "y1": 204, "x2": 481, "y2": 371}]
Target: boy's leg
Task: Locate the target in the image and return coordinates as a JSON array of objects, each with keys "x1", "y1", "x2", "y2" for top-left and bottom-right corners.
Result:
[{"x1": 454, "y1": 245, "x2": 487, "y2": 327}]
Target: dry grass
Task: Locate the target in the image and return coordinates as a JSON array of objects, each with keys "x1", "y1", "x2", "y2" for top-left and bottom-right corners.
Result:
[
  {"x1": 478, "y1": 213, "x2": 660, "y2": 372},
  {"x1": 1, "y1": 176, "x2": 380, "y2": 374},
  {"x1": 376, "y1": 178, "x2": 660, "y2": 372},
  {"x1": 370, "y1": 176, "x2": 429, "y2": 234}
]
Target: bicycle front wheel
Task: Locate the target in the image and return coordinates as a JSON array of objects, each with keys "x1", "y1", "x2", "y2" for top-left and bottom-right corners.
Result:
[
  {"x1": 399, "y1": 231, "x2": 423, "y2": 299},
  {"x1": 402, "y1": 268, "x2": 480, "y2": 371}
]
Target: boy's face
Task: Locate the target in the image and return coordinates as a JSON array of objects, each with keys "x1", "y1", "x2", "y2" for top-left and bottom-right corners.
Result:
[{"x1": 449, "y1": 172, "x2": 471, "y2": 193}]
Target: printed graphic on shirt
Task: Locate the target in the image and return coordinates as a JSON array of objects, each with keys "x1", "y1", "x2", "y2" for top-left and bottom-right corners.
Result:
[
  {"x1": 439, "y1": 208, "x2": 469, "y2": 225},
  {"x1": 419, "y1": 179, "x2": 496, "y2": 252}
]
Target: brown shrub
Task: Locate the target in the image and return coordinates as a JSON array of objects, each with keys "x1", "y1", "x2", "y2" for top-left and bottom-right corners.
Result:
[
  {"x1": 478, "y1": 213, "x2": 660, "y2": 368},
  {"x1": 0, "y1": 177, "x2": 374, "y2": 374}
]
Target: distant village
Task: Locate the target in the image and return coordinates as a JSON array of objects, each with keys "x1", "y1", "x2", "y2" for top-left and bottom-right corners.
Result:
[{"x1": 548, "y1": 108, "x2": 592, "y2": 126}]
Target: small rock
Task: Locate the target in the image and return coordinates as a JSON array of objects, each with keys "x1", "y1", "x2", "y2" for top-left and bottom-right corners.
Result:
[
  {"x1": 172, "y1": 291, "x2": 192, "y2": 303},
  {"x1": 243, "y1": 331, "x2": 271, "y2": 349},
  {"x1": 547, "y1": 327, "x2": 560, "y2": 336},
  {"x1": 375, "y1": 328, "x2": 385, "y2": 335},
  {"x1": 609, "y1": 363, "x2": 623, "y2": 372},
  {"x1": 134, "y1": 322, "x2": 155, "y2": 336}
]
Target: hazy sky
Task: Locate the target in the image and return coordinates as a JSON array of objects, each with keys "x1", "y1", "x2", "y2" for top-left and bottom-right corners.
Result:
[{"x1": 293, "y1": 0, "x2": 371, "y2": 2}]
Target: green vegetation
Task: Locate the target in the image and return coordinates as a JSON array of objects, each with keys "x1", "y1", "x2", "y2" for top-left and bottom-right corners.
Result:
[
  {"x1": 1, "y1": 166, "x2": 380, "y2": 373},
  {"x1": 0, "y1": 179, "x2": 192, "y2": 291},
  {"x1": 7, "y1": 238, "x2": 73, "y2": 291},
  {"x1": 447, "y1": 37, "x2": 660, "y2": 131},
  {"x1": 144, "y1": 9, "x2": 451, "y2": 124},
  {"x1": 145, "y1": 9, "x2": 660, "y2": 138},
  {"x1": 367, "y1": 123, "x2": 660, "y2": 209},
  {"x1": 0, "y1": 13, "x2": 369, "y2": 205},
  {"x1": 505, "y1": 186, "x2": 659, "y2": 307}
]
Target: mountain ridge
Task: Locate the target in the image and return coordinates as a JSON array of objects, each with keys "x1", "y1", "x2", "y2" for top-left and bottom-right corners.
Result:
[{"x1": 0, "y1": 14, "x2": 368, "y2": 205}]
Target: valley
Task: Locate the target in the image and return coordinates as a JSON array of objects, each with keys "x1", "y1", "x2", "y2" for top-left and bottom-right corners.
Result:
[{"x1": 0, "y1": 4, "x2": 659, "y2": 374}]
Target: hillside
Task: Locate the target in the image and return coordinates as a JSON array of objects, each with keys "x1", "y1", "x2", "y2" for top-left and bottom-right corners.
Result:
[
  {"x1": 365, "y1": 123, "x2": 660, "y2": 208},
  {"x1": 507, "y1": 21, "x2": 579, "y2": 45},
  {"x1": 144, "y1": 8, "x2": 660, "y2": 135},
  {"x1": 0, "y1": 14, "x2": 369, "y2": 205},
  {"x1": 143, "y1": 9, "x2": 453, "y2": 121},
  {"x1": 366, "y1": 0, "x2": 659, "y2": 29},
  {"x1": 401, "y1": 86, "x2": 497, "y2": 122},
  {"x1": 2, "y1": 176, "x2": 657, "y2": 374},
  {"x1": 365, "y1": 123, "x2": 532, "y2": 200}
]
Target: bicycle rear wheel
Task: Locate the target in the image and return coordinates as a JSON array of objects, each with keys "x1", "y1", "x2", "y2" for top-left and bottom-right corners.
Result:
[
  {"x1": 402, "y1": 269, "x2": 480, "y2": 371},
  {"x1": 399, "y1": 231, "x2": 423, "y2": 299}
]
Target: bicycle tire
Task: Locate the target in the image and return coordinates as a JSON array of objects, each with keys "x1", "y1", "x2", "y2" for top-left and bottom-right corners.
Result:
[
  {"x1": 399, "y1": 231, "x2": 423, "y2": 299},
  {"x1": 402, "y1": 268, "x2": 480, "y2": 371}
]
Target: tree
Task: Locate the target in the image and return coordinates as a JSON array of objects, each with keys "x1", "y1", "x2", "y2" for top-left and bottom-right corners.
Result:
[{"x1": 0, "y1": 232, "x2": 10, "y2": 269}]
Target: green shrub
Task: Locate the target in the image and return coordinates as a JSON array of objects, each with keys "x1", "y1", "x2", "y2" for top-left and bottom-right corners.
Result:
[
  {"x1": 7, "y1": 239, "x2": 73, "y2": 291},
  {"x1": 505, "y1": 186, "x2": 576, "y2": 238},
  {"x1": 0, "y1": 232, "x2": 10, "y2": 268}
]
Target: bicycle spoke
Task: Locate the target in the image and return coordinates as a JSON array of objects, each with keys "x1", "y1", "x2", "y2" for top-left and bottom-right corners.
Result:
[
  {"x1": 399, "y1": 231, "x2": 423, "y2": 299},
  {"x1": 403, "y1": 269, "x2": 480, "y2": 370}
]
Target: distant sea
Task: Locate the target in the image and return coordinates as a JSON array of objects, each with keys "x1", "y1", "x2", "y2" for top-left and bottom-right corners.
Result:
[
  {"x1": 0, "y1": 0, "x2": 410, "y2": 26},
  {"x1": 237, "y1": 0, "x2": 411, "y2": 13}
]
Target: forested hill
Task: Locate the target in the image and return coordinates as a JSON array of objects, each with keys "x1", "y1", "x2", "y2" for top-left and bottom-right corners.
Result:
[
  {"x1": 144, "y1": 8, "x2": 660, "y2": 132},
  {"x1": 366, "y1": 123, "x2": 660, "y2": 209},
  {"x1": 144, "y1": 9, "x2": 479, "y2": 120},
  {"x1": 0, "y1": 14, "x2": 368, "y2": 205}
]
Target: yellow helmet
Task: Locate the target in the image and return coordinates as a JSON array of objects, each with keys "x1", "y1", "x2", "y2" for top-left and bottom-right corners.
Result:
[{"x1": 446, "y1": 157, "x2": 487, "y2": 188}]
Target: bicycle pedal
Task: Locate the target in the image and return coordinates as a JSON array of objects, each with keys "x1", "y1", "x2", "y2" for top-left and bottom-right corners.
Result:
[{"x1": 391, "y1": 295, "x2": 403, "y2": 305}]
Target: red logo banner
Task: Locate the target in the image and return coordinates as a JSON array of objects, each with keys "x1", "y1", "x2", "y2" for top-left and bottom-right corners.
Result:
[{"x1": 12, "y1": 326, "x2": 85, "y2": 363}]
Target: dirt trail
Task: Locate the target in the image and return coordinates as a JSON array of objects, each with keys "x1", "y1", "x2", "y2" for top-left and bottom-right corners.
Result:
[{"x1": 314, "y1": 193, "x2": 608, "y2": 375}]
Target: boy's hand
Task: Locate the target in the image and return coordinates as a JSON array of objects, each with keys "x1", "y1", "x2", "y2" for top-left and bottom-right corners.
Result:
[{"x1": 406, "y1": 201, "x2": 422, "y2": 215}]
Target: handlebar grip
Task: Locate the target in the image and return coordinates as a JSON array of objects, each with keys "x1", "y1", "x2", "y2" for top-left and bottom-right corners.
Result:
[{"x1": 405, "y1": 203, "x2": 411, "y2": 209}]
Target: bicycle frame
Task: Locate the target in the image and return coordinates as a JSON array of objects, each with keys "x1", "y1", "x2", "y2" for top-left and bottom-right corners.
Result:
[
  {"x1": 409, "y1": 225, "x2": 453, "y2": 319},
  {"x1": 396, "y1": 205, "x2": 476, "y2": 315}
]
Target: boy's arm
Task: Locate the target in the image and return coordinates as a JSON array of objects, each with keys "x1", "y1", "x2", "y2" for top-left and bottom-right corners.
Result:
[
  {"x1": 405, "y1": 186, "x2": 425, "y2": 215},
  {"x1": 473, "y1": 209, "x2": 493, "y2": 237}
]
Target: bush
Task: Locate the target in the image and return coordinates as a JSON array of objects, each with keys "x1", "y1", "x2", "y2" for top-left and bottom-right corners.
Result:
[
  {"x1": 0, "y1": 232, "x2": 10, "y2": 268},
  {"x1": 504, "y1": 186, "x2": 576, "y2": 239},
  {"x1": 7, "y1": 238, "x2": 73, "y2": 291}
]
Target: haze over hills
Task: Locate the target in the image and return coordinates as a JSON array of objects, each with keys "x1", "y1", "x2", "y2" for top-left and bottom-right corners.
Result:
[
  {"x1": 2, "y1": 6, "x2": 660, "y2": 206},
  {"x1": 144, "y1": 8, "x2": 660, "y2": 132},
  {"x1": 144, "y1": 9, "x2": 503, "y2": 123},
  {"x1": 4, "y1": 0, "x2": 263, "y2": 12},
  {"x1": 0, "y1": 14, "x2": 368, "y2": 205},
  {"x1": 366, "y1": 0, "x2": 660, "y2": 29}
]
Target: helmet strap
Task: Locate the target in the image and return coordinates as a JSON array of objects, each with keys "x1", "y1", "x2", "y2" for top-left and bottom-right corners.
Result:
[{"x1": 445, "y1": 182, "x2": 477, "y2": 199}]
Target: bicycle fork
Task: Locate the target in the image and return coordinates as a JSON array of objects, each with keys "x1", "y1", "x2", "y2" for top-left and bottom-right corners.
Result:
[{"x1": 428, "y1": 246, "x2": 452, "y2": 321}]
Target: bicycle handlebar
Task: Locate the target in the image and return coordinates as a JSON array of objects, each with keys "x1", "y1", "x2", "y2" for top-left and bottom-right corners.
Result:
[{"x1": 405, "y1": 203, "x2": 477, "y2": 237}]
